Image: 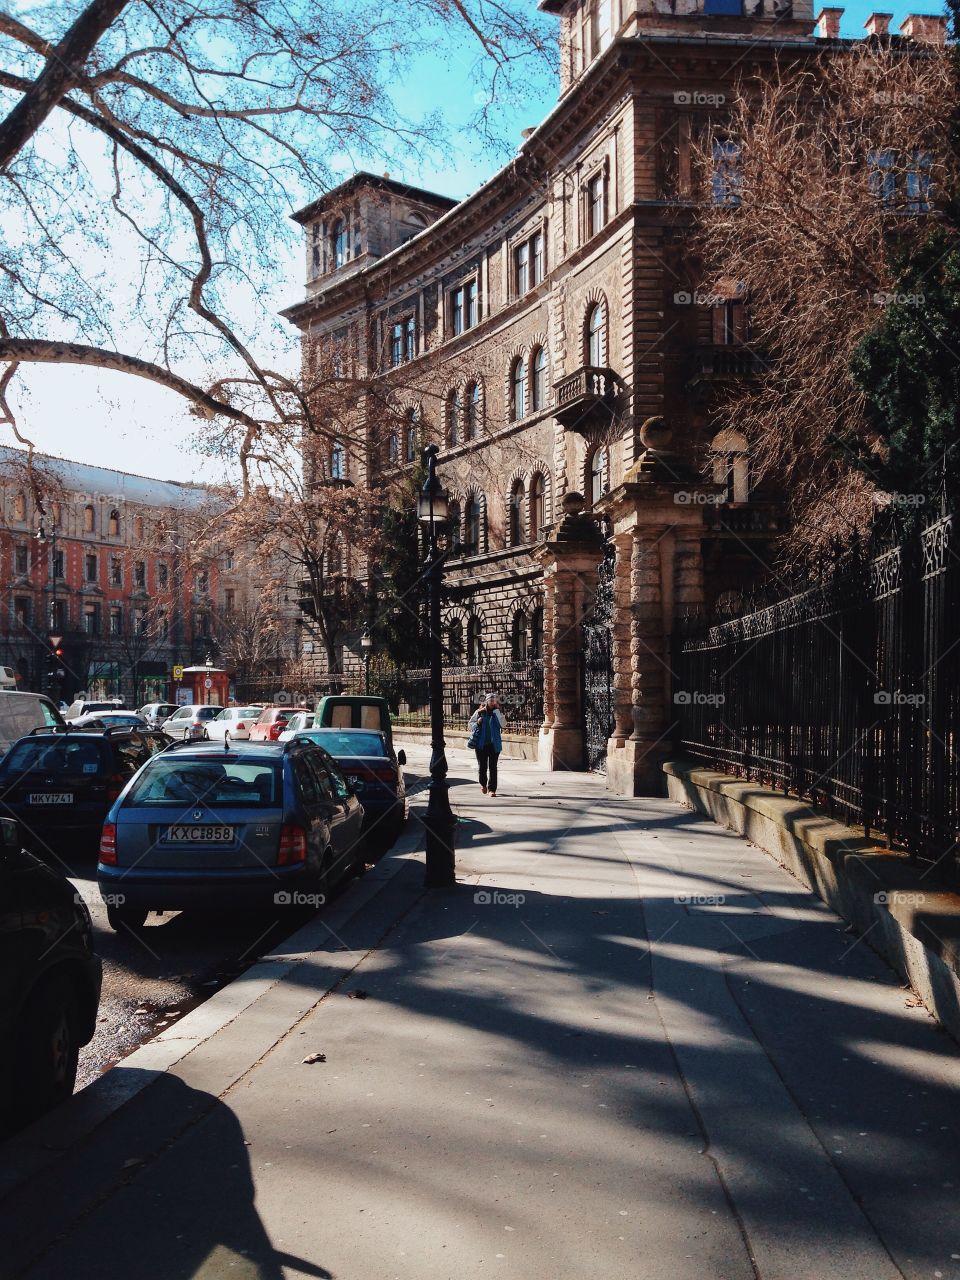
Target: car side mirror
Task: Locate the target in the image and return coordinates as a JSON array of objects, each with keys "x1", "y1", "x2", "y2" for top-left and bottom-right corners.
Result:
[{"x1": 397, "y1": 749, "x2": 407, "y2": 767}]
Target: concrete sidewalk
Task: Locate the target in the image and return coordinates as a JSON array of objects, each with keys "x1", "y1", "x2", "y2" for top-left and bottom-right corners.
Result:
[{"x1": 4, "y1": 747, "x2": 960, "y2": 1280}]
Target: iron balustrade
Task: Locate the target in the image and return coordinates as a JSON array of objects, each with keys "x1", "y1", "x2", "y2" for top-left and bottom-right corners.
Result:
[
  {"x1": 390, "y1": 661, "x2": 545, "y2": 736},
  {"x1": 673, "y1": 508, "x2": 959, "y2": 882}
]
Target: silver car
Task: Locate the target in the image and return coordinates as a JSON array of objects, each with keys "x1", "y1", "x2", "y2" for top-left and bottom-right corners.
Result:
[{"x1": 161, "y1": 704, "x2": 224, "y2": 742}]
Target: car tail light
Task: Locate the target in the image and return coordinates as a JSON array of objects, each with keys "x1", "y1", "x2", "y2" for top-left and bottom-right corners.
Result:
[
  {"x1": 99, "y1": 822, "x2": 117, "y2": 864},
  {"x1": 277, "y1": 823, "x2": 307, "y2": 865},
  {"x1": 372, "y1": 766, "x2": 397, "y2": 783},
  {"x1": 191, "y1": 719, "x2": 204, "y2": 728},
  {"x1": 269, "y1": 723, "x2": 285, "y2": 741},
  {"x1": 106, "y1": 773, "x2": 126, "y2": 803},
  {"x1": 236, "y1": 722, "x2": 245, "y2": 731}
]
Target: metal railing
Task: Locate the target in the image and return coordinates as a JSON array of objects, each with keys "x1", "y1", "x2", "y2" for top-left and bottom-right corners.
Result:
[
  {"x1": 387, "y1": 661, "x2": 544, "y2": 736},
  {"x1": 673, "y1": 508, "x2": 959, "y2": 880}
]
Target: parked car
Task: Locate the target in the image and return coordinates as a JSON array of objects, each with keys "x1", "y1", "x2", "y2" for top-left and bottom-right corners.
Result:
[
  {"x1": 0, "y1": 665, "x2": 17, "y2": 689},
  {"x1": 0, "y1": 726, "x2": 169, "y2": 855},
  {"x1": 293, "y1": 727, "x2": 406, "y2": 841},
  {"x1": 0, "y1": 690, "x2": 65, "y2": 759},
  {"x1": 71, "y1": 711, "x2": 149, "y2": 730},
  {"x1": 160, "y1": 704, "x2": 224, "y2": 742},
  {"x1": 277, "y1": 711, "x2": 315, "y2": 742},
  {"x1": 137, "y1": 702, "x2": 179, "y2": 731},
  {"x1": 65, "y1": 699, "x2": 128, "y2": 721},
  {"x1": 97, "y1": 740, "x2": 365, "y2": 929},
  {"x1": 248, "y1": 706, "x2": 296, "y2": 742},
  {"x1": 314, "y1": 695, "x2": 393, "y2": 740},
  {"x1": 0, "y1": 816, "x2": 102, "y2": 1135},
  {"x1": 205, "y1": 706, "x2": 264, "y2": 743}
]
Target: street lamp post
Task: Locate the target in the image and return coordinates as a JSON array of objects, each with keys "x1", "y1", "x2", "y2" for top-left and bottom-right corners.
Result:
[
  {"x1": 361, "y1": 632, "x2": 373, "y2": 694},
  {"x1": 35, "y1": 522, "x2": 61, "y2": 698},
  {"x1": 417, "y1": 444, "x2": 456, "y2": 888}
]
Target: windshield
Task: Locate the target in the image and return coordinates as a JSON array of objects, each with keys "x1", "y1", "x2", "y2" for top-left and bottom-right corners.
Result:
[
  {"x1": 302, "y1": 730, "x2": 386, "y2": 758},
  {"x1": 3, "y1": 738, "x2": 105, "y2": 775},
  {"x1": 126, "y1": 759, "x2": 283, "y2": 807}
]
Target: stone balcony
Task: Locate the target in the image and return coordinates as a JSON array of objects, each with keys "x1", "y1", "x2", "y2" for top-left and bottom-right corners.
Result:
[
  {"x1": 552, "y1": 366, "x2": 618, "y2": 432},
  {"x1": 694, "y1": 346, "x2": 768, "y2": 379},
  {"x1": 704, "y1": 501, "x2": 788, "y2": 536}
]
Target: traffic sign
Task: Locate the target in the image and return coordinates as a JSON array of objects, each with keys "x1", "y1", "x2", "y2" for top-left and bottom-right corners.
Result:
[
  {"x1": 48, "y1": 634, "x2": 62, "y2": 648},
  {"x1": 173, "y1": 664, "x2": 184, "y2": 681},
  {"x1": 204, "y1": 677, "x2": 212, "y2": 690}
]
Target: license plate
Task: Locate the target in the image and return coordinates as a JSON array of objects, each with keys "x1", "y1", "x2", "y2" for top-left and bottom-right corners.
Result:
[
  {"x1": 162, "y1": 824, "x2": 235, "y2": 843},
  {"x1": 28, "y1": 793, "x2": 73, "y2": 805}
]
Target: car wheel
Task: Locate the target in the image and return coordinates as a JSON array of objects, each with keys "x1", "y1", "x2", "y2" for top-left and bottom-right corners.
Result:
[
  {"x1": 202, "y1": 729, "x2": 209, "y2": 741},
  {"x1": 16, "y1": 974, "x2": 81, "y2": 1122},
  {"x1": 224, "y1": 731, "x2": 230, "y2": 746},
  {"x1": 106, "y1": 903, "x2": 148, "y2": 932}
]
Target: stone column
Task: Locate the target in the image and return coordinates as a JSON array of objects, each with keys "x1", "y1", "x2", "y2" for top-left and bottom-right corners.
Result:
[
  {"x1": 609, "y1": 532, "x2": 634, "y2": 741},
  {"x1": 534, "y1": 493, "x2": 605, "y2": 772}
]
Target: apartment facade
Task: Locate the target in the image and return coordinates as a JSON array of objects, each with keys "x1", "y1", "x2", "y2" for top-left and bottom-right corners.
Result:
[{"x1": 283, "y1": 0, "x2": 941, "y2": 791}]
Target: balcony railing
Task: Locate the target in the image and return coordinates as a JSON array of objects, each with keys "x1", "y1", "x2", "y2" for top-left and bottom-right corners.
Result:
[
  {"x1": 553, "y1": 365, "x2": 618, "y2": 430},
  {"x1": 705, "y1": 501, "x2": 788, "y2": 535},
  {"x1": 695, "y1": 347, "x2": 768, "y2": 378}
]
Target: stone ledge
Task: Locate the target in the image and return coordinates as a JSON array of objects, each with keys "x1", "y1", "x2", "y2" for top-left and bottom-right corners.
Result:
[
  {"x1": 395, "y1": 726, "x2": 539, "y2": 762},
  {"x1": 663, "y1": 759, "x2": 960, "y2": 1043}
]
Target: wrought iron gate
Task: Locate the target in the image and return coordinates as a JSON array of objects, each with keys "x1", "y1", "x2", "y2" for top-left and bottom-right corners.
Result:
[{"x1": 582, "y1": 539, "x2": 615, "y2": 772}]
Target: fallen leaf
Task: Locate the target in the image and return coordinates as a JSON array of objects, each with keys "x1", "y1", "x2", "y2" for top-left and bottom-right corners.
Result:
[
  {"x1": 302, "y1": 1052, "x2": 327, "y2": 1064},
  {"x1": 348, "y1": 990, "x2": 369, "y2": 1000}
]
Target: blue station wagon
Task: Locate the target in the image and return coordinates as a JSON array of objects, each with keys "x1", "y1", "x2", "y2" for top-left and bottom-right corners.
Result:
[{"x1": 97, "y1": 740, "x2": 365, "y2": 930}]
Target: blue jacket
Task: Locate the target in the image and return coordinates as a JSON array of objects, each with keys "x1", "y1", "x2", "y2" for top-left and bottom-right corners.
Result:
[{"x1": 469, "y1": 708, "x2": 503, "y2": 752}]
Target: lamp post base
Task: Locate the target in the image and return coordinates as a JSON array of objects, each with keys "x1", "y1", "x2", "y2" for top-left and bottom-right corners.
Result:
[{"x1": 423, "y1": 750, "x2": 456, "y2": 887}]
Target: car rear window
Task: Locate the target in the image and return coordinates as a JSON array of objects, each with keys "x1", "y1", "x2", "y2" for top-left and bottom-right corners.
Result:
[
  {"x1": 196, "y1": 707, "x2": 223, "y2": 720},
  {"x1": 3, "y1": 738, "x2": 105, "y2": 775},
  {"x1": 232, "y1": 707, "x2": 262, "y2": 719},
  {"x1": 306, "y1": 730, "x2": 386, "y2": 757},
  {"x1": 126, "y1": 759, "x2": 283, "y2": 806}
]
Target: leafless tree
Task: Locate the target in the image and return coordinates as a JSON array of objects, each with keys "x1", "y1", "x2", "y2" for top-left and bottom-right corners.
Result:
[{"x1": 691, "y1": 43, "x2": 953, "y2": 568}]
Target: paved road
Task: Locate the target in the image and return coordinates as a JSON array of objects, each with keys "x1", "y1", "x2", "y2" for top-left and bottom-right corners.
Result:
[{"x1": 4, "y1": 747, "x2": 960, "y2": 1280}]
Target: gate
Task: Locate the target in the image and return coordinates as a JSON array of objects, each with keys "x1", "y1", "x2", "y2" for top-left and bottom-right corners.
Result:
[{"x1": 582, "y1": 538, "x2": 615, "y2": 772}]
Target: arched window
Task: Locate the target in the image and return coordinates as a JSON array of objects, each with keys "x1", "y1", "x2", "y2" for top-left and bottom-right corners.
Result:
[
  {"x1": 404, "y1": 408, "x2": 419, "y2": 464},
  {"x1": 530, "y1": 347, "x2": 547, "y2": 410},
  {"x1": 530, "y1": 605, "x2": 544, "y2": 660},
  {"x1": 511, "y1": 609, "x2": 528, "y2": 663},
  {"x1": 327, "y1": 546, "x2": 343, "y2": 575},
  {"x1": 447, "y1": 499, "x2": 462, "y2": 553},
  {"x1": 511, "y1": 356, "x2": 527, "y2": 422},
  {"x1": 509, "y1": 479, "x2": 525, "y2": 546},
  {"x1": 447, "y1": 618, "x2": 464, "y2": 665},
  {"x1": 467, "y1": 615, "x2": 483, "y2": 666},
  {"x1": 387, "y1": 430, "x2": 400, "y2": 463},
  {"x1": 465, "y1": 382, "x2": 481, "y2": 440},
  {"x1": 586, "y1": 301, "x2": 607, "y2": 366},
  {"x1": 83, "y1": 504, "x2": 95, "y2": 533},
  {"x1": 13, "y1": 493, "x2": 25, "y2": 521},
  {"x1": 464, "y1": 494, "x2": 482, "y2": 553},
  {"x1": 446, "y1": 389, "x2": 461, "y2": 447},
  {"x1": 710, "y1": 429, "x2": 750, "y2": 503},
  {"x1": 589, "y1": 447, "x2": 609, "y2": 506},
  {"x1": 529, "y1": 472, "x2": 546, "y2": 539},
  {"x1": 108, "y1": 508, "x2": 120, "y2": 537},
  {"x1": 331, "y1": 440, "x2": 347, "y2": 480},
  {"x1": 332, "y1": 219, "x2": 347, "y2": 268}
]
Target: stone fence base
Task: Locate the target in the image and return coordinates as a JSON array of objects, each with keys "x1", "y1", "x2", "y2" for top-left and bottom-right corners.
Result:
[
  {"x1": 663, "y1": 760, "x2": 960, "y2": 1046},
  {"x1": 394, "y1": 727, "x2": 539, "y2": 762}
]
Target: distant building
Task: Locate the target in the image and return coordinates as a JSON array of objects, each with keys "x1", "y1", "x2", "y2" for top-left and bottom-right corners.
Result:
[{"x1": 283, "y1": 2, "x2": 944, "y2": 790}]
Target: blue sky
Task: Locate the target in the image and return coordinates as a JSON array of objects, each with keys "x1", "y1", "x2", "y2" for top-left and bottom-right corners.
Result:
[{"x1": 5, "y1": 1, "x2": 946, "y2": 484}]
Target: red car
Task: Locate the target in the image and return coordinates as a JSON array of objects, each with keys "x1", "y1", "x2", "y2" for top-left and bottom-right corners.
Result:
[{"x1": 248, "y1": 706, "x2": 296, "y2": 742}]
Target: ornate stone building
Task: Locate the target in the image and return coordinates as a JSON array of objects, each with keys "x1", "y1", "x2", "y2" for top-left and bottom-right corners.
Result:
[{"x1": 282, "y1": 0, "x2": 943, "y2": 792}]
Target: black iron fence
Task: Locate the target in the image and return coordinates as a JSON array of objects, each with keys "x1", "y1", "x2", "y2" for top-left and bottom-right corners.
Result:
[
  {"x1": 387, "y1": 661, "x2": 544, "y2": 736},
  {"x1": 673, "y1": 508, "x2": 959, "y2": 878}
]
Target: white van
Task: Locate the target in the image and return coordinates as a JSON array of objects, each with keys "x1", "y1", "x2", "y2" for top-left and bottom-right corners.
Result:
[
  {"x1": 0, "y1": 667, "x2": 17, "y2": 690},
  {"x1": 0, "y1": 690, "x2": 65, "y2": 758}
]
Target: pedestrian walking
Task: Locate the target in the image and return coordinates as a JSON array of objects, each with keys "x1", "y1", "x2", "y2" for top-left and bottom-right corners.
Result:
[{"x1": 467, "y1": 693, "x2": 505, "y2": 796}]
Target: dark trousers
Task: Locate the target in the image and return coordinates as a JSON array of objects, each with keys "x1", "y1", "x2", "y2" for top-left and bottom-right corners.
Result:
[{"x1": 476, "y1": 745, "x2": 499, "y2": 791}]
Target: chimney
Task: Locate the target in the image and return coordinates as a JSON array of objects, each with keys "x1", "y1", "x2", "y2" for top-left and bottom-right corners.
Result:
[
  {"x1": 864, "y1": 11, "x2": 893, "y2": 35},
  {"x1": 899, "y1": 12, "x2": 948, "y2": 43},
  {"x1": 814, "y1": 6, "x2": 844, "y2": 37}
]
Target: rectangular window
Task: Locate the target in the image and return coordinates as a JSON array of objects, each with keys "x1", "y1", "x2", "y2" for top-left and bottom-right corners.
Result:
[
  {"x1": 588, "y1": 173, "x2": 605, "y2": 236},
  {"x1": 532, "y1": 231, "x2": 545, "y2": 285},
  {"x1": 224, "y1": 554, "x2": 234, "y2": 570},
  {"x1": 51, "y1": 599, "x2": 66, "y2": 631},
  {"x1": 224, "y1": 588, "x2": 236, "y2": 614},
  {"x1": 905, "y1": 150, "x2": 932, "y2": 213},
  {"x1": 14, "y1": 544, "x2": 27, "y2": 574},
  {"x1": 711, "y1": 140, "x2": 742, "y2": 207},
  {"x1": 391, "y1": 322, "x2": 403, "y2": 367},
  {"x1": 158, "y1": 563, "x2": 168, "y2": 589},
  {"x1": 110, "y1": 607, "x2": 123, "y2": 636},
  {"x1": 85, "y1": 554, "x2": 97, "y2": 583},
  {"x1": 134, "y1": 561, "x2": 146, "y2": 588},
  {"x1": 451, "y1": 286, "x2": 465, "y2": 336},
  {"x1": 465, "y1": 279, "x2": 478, "y2": 328},
  {"x1": 712, "y1": 301, "x2": 747, "y2": 345},
  {"x1": 110, "y1": 557, "x2": 122, "y2": 587},
  {"x1": 52, "y1": 549, "x2": 64, "y2": 580},
  {"x1": 311, "y1": 222, "x2": 321, "y2": 276},
  {"x1": 83, "y1": 604, "x2": 100, "y2": 635},
  {"x1": 14, "y1": 596, "x2": 29, "y2": 628},
  {"x1": 404, "y1": 315, "x2": 416, "y2": 362},
  {"x1": 197, "y1": 570, "x2": 208, "y2": 594},
  {"x1": 515, "y1": 242, "x2": 530, "y2": 296}
]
